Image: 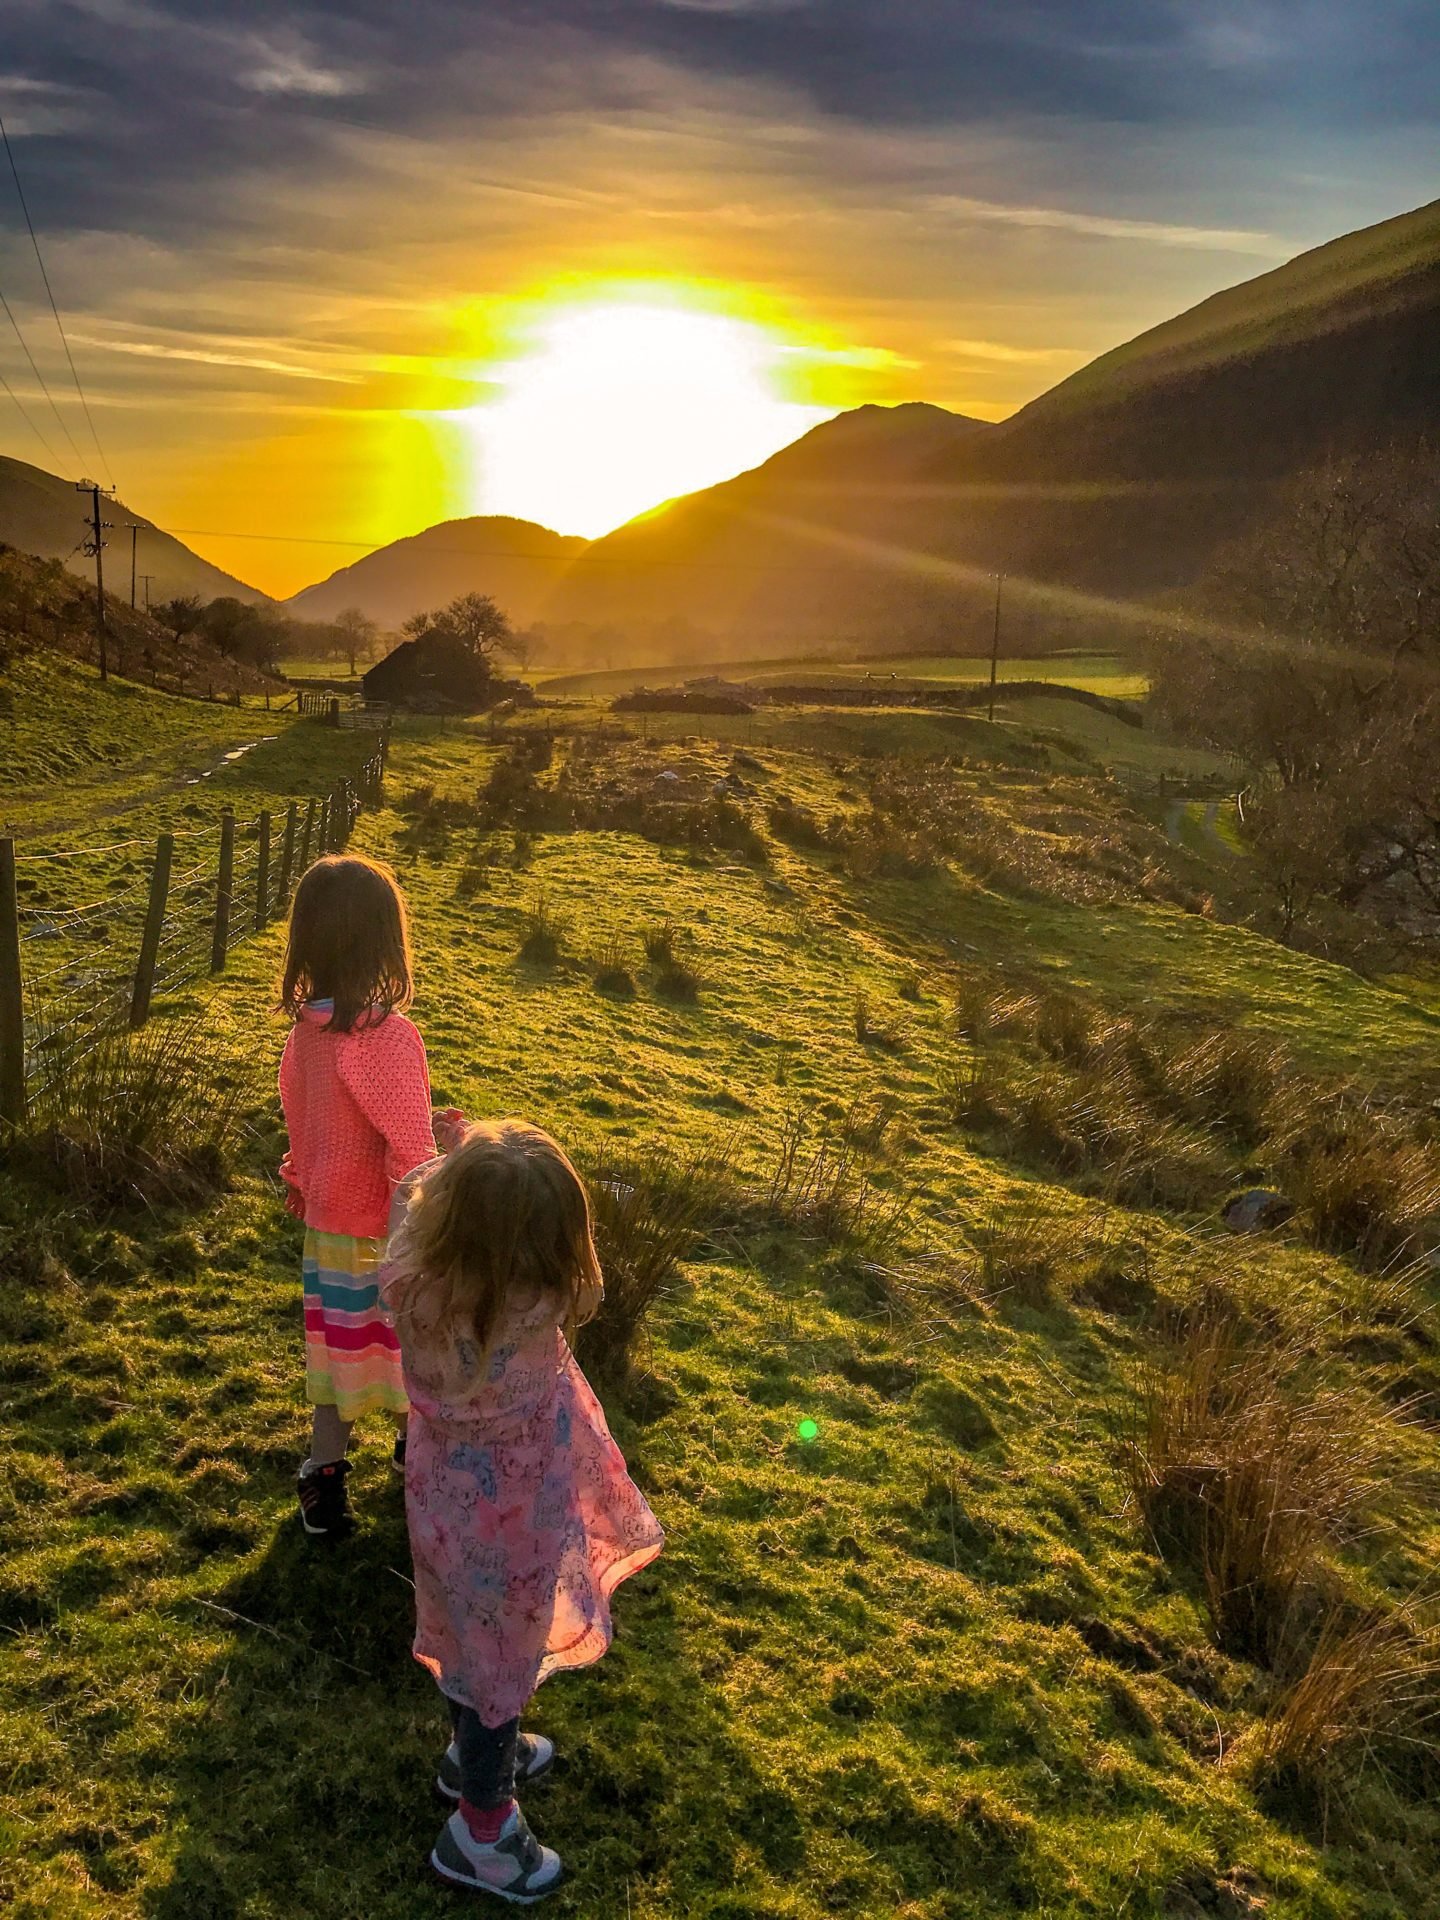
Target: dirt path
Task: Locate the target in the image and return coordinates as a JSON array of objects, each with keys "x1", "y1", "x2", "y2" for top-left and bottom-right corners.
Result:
[
  {"x1": 1166, "y1": 797, "x2": 1244, "y2": 861},
  {"x1": 5, "y1": 735, "x2": 278, "y2": 840}
]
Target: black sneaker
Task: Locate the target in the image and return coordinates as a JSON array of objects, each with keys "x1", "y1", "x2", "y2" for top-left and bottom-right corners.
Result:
[
  {"x1": 297, "y1": 1458, "x2": 353, "y2": 1538},
  {"x1": 430, "y1": 1804, "x2": 563, "y2": 1902},
  {"x1": 437, "y1": 1732, "x2": 554, "y2": 1803},
  {"x1": 392, "y1": 1431, "x2": 407, "y2": 1475}
]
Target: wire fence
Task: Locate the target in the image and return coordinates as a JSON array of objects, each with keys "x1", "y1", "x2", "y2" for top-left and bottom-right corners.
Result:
[{"x1": 0, "y1": 739, "x2": 388, "y2": 1128}]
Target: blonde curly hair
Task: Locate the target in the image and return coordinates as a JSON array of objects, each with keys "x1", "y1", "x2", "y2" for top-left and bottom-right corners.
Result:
[{"x1": 387, "y1": 1118, "x2": 602, "y2": 1360}]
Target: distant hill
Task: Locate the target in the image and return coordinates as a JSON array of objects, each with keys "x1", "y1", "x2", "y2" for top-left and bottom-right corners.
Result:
[
  {"x1": 538, "y1": 202, "x2": 1440, "y2": 656},
  {"x1": 541, "y1": 403, "x2": 991, "y2": 657},
  {"x1": 0, "y1": 455, "x2": 267, "y2": 606},
  {"x1": 913, "y1": 195, "x2": 1440, "y2": 597},
  {"x1": 285, "y1": 516, "x2": 590, "y2": 629}
]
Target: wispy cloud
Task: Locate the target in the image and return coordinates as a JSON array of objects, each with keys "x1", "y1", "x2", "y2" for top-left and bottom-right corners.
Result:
[
  {"x1": 938, "y1": 339, "x2": 1080, "y2": 365},
  {"x1": 925, "y1": 193, "x2": 1281, "y2": 255},
  {"x1": 68, "y1": 331, "x2": 363, "y2": 382},
  {"x1": 239, "y1": 42, "x2": 365, "y2": 99}
]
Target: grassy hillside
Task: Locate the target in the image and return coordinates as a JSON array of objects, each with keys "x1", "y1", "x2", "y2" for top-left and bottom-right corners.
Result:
[
  {"x1": 1, "y1": 654, "x2": 259, "y2": 801},
  {"x1": 3, "y1": 695, "x2": 1440, "y2": 1918},
  {"x1": 534, "y1": 652, "x2": 1146, "y2": 701}
]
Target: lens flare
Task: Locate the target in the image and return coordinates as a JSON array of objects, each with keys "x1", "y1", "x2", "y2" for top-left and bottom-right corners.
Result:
[{"x1": 797, "y1": 1418, "x2": 820, "y2": 1444}]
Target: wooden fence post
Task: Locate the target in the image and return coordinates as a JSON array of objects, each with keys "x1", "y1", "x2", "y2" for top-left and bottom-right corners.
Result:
[
  {"x1": 211, "y1": 809, "x2": 235, "y2": 973},
  {"x1": 299, "y1": 796, "x2": 316, "y2": 875},
  {"x1": 130, "y1": 830, "x2": 174, "y2": 1029},
  {"x1": 0, "y1": 838, "x2": 26, "y2": 1128},
  {"x1": 255, "y1": 809, "x2": 272, "y2": 931},
  {"x1": 277, "y1": 801, "x2": 298, "y2": 906},
  {"x1": 330, "y1": 780, "x2": 347, "y2": 851},
  {"x1": 318, "y1": 796, "x2": 331, "y2": 857}
]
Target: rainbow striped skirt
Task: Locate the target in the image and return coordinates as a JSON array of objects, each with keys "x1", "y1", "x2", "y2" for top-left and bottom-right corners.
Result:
[{"x1": 302, "y1": 1230, "x2": 407, "y2": 1421}]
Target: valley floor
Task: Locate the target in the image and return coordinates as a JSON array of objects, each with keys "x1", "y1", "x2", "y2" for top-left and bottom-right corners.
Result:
[{"x1": 2, "y1": 697, "x2": 1439, "y2": 1918}]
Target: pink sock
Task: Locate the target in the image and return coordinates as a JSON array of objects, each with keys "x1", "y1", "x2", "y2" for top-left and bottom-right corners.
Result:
[{"x1": 460, "y1": 1797, "x2": 515, "y2": 1844}]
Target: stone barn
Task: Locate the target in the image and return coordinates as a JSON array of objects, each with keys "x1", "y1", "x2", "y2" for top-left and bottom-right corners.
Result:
[{"x1": 362, "y1": 632, "x2": 498, "y2": 710}]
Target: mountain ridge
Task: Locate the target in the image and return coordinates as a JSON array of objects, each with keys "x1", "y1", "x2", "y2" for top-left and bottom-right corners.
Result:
[
  {"x1": 284, "y1": 514, "x2": 589, "y2": 630},
  {"x1": 0, "y1": 455, "x2": 267, "y2": 607}
]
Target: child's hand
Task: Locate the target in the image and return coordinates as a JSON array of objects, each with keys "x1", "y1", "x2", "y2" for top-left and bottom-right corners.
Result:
[
  {"x1": 433, "y1": 1107, "x2": 468, "y2": 1154},
  {"x1": 284, "y1": 1187, "x2": 306, "y2": 1222}
]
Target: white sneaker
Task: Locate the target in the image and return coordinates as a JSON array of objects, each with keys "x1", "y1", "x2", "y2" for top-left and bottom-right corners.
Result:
[{"x1": 430, "y1": 1804, "x2": 564, "y2": 1903}]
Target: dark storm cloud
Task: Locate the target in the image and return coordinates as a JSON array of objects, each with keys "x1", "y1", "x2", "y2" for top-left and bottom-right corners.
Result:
[{"x1": 1, "y1": 1, "x2": 1436, "y2": 244}]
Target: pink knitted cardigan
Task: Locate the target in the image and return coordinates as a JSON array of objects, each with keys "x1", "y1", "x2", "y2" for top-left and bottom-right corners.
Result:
[{"x1": 278, "y1": 1004, "x2": 437, "y2": 1239}]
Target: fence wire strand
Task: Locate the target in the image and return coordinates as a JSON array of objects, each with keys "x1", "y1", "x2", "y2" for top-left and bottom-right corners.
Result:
[{"x1": 7, "y1": 739, "x2": 389, "y2": 1105}]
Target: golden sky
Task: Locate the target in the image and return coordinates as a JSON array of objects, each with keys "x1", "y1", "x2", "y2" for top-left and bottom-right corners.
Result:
[{"x1": 1, "y1": 3, "x2": 1435, "y2": 598}]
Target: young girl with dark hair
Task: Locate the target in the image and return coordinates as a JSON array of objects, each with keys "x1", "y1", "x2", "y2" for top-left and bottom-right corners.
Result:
[
  {"x1": 278, "y1": 854, "x2": 448, "y2": 1539},
  {"x1": 383, "y1": 1120, "x2": 663, "y2": 1901}
]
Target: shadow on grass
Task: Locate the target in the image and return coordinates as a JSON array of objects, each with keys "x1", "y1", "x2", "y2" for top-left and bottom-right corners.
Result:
[{"x1": 142, "y1": 1488, "x2": 804, "y2": 1920}]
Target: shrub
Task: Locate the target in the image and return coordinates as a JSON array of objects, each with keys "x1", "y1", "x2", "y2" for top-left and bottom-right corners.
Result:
[
  {"x1": 642, "y1": 921, "x2": 680, "y2": 965},
  {"x1": 954, "y1": 981, "x2": 1038, "y2": 1045},
  {"x1": 519, "y1": 892, "x2": 569, "y2": 965},
  {"x1": 1266, "y1": 1089, "x2": 1440, "y2": 1267},
  {"x1": 838, "y1": 1093, "x2": 901, "y2": 1157},
  {"x1": 17, "y1": 1009, "x2": 254, "y2": 1208},
  {"x1": 396, "y1": 784, "x2": 476, "y2": 856},
  {"x1": 1123, "y1": 1310, "x2": 1392, "y2": 1663},
  {"x1": 578, "y1": 1138, "x2": 734, "y2": 1379},
  {"x1": 477, "y1": 736, "x2": 554, "y2": 829},
  {"x1": 766, "y1": 794, "x2": 828, "y2": 848},
  {"x1": 967, "y1": 1203, "x2": 1070, "y2": 1309},
  {"x1": 455, "y1": 839, "x2": 500, "y2": 899},
  {"x1": 936, "y1": 1055, "x2": 1011, "y2": 1130},
  {"x1": 762, "y1": 1109, "x2": 905, "y2": 1258},
  {"x1": 654, "y1": 956, "x2": 701, "y2": 1003},
  {"x1": 591, "y1": 932, "x2": 635, "y2": 997},
  {"x1": 1238, "y1": 1601, "x2": 1440, "y2": 1803},
  {"x1": 1157, "y1": 1028, "x2": 1288, "y2": 1145}
]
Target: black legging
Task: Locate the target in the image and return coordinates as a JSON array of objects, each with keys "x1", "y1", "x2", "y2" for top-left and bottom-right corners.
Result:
[{"x1": 447, "y1": 1695, "x2": 520, "y2": 1809}]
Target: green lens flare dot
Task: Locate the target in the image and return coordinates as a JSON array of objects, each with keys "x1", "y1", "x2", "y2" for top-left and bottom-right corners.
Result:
[{"x1": 797, "y1": 1418, "x2": 819, "y2": 1444}]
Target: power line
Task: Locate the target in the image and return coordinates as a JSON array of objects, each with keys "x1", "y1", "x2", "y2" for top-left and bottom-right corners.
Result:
[
  {"x1": 0, "y1": 112, "x2": 113, "y2": 487},
  {"x1": 162, "y1": 523, "x2": 881, "y2": 577},
  {"x1": 0, "y1": 269, "x2": 85, "y2": 469},
  {"x1": 0, "y1": 360, "x2": 61, "y2": 466}
]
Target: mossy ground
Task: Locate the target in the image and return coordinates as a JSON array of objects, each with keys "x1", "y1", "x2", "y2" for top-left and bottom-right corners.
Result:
[{"x1": 2, "y1": 688, "x2": 1439, "y2": 1918}]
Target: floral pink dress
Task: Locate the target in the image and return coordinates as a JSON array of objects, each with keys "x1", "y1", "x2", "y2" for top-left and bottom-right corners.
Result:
[{"x1": 381, "y1": 1190, "x2": 664, "y2": 1726}]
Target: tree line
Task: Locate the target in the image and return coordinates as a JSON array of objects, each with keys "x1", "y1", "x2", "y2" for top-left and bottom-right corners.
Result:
[{"x1": 152, "y1": 596, "x2": 386, "y2": 677}]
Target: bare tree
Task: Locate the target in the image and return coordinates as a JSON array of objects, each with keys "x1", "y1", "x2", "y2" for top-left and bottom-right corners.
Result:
[
  {"x1": 334, "y1": 605, "x2": 378, "y2": 676},
  {"x1": 402, "y1": 593, "x2": 522, "y2": 666},
  {"x1": 1151, "y1": 442, "x2": 1440, "y2": 945}
]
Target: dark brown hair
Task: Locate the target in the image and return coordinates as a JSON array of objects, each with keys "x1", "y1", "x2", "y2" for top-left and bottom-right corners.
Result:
[
  {"x1": 280, "y1": 854, "x2": 413, "y2": 1031},
  {"x1": 387, "y1": 1120, "x2": 602, "y2": 1360}
]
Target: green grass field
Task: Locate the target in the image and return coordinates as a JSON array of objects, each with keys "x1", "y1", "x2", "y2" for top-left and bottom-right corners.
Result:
[
  {"x1": 3, "y1": 676, "x2": 1440, "y2": 1918},
  {"x1": 534, "y1": 651, "x2": 1147, "y2": 701}
]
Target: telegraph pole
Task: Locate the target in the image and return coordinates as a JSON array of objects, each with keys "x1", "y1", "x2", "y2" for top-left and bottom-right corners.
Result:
[
  {"x1": 139, "y1": 573, "x2": 154, "y2": 614},
  {"x1": 129, "y1": 524, "x2": 138, "y2": 608},
  {"x1": 77, "y1": 480, "x2": 114, "y2": 682},
  {"x1": 986, "y1": 570, "x2": 1004, "y2": 724}
]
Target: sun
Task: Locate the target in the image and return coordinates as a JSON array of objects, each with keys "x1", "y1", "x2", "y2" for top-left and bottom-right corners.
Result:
[{"x1": 467, "y1": 291, "x2": 836, "y2": 537}]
